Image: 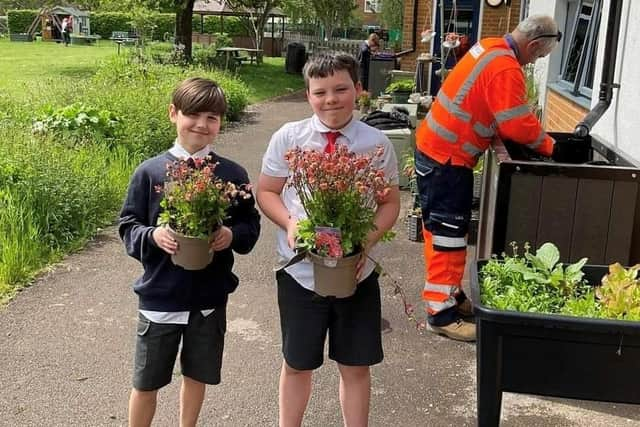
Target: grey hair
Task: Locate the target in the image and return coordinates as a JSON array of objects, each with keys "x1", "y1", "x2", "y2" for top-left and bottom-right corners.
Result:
[{"x1": 517, "y1": 14, "x2": 559, "y2": 50}]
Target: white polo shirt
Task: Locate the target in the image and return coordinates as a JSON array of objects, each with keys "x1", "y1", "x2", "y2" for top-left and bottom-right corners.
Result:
[{"x1": 261, "y1": 114, "x2": 399, "y2": 292}]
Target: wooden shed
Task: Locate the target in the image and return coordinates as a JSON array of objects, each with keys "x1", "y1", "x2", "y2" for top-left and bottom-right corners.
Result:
[{"x1": 41, "y1": 6, "x2": 90, "y2": 41}]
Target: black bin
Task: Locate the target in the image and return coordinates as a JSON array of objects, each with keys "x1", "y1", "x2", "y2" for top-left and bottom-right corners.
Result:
[{"x1": 285, "y1": 42, "x2": 306, "y2": 74}]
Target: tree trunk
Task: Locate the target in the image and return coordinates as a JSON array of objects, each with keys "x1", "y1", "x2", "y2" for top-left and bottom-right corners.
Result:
[{"x1": 175, "y1": 0, "x2": 195, "y2": 61}]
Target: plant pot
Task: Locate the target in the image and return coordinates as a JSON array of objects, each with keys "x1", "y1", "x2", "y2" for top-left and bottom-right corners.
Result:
[
  {"x1": 308, "y1": 251, "x2": 360, "y2": 298},
  {"x1": 390, "y1": 90, "x2": 411, "y2": 104},
  {"x1": 168, "y1": 228, "x2": 213, "y2": 270},
  {"x1": 471, "y1": 261, "x2": 640, "y2": 426}
]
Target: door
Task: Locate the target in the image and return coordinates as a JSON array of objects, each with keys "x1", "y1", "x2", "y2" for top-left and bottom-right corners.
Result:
[{"x1": 430, "y1": 0, "x2": 480, "y2": 95}]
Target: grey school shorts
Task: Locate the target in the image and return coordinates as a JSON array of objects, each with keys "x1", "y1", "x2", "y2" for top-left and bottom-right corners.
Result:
[{"x1": 132, "y1": 308, "x2": 226, "y2": 391}]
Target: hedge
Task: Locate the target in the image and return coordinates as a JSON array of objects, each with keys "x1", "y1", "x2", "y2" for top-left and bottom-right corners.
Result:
[
  {"x1": 7, "y1": 9, "x2": 249, "y2": 40},
  {"x1": 7, "y1": 9, "x2": 37, "y2": 33}
]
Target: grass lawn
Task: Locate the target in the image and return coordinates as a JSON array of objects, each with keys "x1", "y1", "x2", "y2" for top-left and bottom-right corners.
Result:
[
  {"x1": 0, "y1": 38, "x2": 303, "y2": 103},
  {"x1": 236, "y1": 57, "x2": 305, "y2": 103},
  {"x1": 0, "y1": 38, "x2": 116, "y2": 98}
]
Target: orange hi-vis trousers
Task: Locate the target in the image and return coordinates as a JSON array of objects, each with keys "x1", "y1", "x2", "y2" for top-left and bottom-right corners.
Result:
[
  {"x1": 414, "y1": 150, "x2": 473, "y2": 324},
  {"x1": 422, "y1": 228, "x2": 468, "y2": 316}
]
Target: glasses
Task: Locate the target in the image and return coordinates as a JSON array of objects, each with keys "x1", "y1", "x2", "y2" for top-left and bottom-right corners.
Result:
[{"x1": 532, "y1": 31, "x2": 562, "y2": 42}]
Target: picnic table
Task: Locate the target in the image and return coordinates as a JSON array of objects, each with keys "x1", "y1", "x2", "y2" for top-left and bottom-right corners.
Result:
[{"x1": 216, "y1": 47, "x2": 263, "y2": 69}]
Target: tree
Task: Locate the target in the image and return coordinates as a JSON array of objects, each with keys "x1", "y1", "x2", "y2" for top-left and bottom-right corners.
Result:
[
  {"x1": 174, "y1": 0, "x2": 195, "y2": 59},
  {"x1": 380, "y1": 0, "x2": 403, "y2": 30},
  {"x1": 224, "y1": 0, "x2": 282, "y2": 50},
  {"x1": 311, "y1": 0, "x2": 357, "y2": 41}
]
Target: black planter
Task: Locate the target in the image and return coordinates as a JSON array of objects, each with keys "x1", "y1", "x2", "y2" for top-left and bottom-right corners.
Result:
[{"x1": 471, "y1": 261, "x2": 640, "y2": 426}]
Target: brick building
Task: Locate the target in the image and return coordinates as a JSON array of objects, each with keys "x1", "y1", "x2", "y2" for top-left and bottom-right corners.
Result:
[{"x1": 399, "y1": 0, "x2": 524, "y2": 94}]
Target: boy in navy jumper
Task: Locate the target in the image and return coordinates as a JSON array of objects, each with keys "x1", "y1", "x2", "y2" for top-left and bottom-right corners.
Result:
[{"x1": 119, "y1": 77, "x2": 260, "y2": 427}]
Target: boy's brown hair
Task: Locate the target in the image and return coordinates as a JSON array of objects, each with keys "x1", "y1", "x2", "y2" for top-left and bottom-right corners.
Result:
[
  {"x1": 302, "y1": 52, "x2": 359, "y2": 89},
  {"x1": 171, "y1": 77, "x2": 227, "y2": 116}
]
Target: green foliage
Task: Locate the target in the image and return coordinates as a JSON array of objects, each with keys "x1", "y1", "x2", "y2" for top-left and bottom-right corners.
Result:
[
  {"x1": 157, "y1": 158, "x2": 236, "y2": 239},
  {"x1": 91, "y1": 12, "x2": 134, "y2": 39},
  {"x1": 7, "y1": 9, "x2": 37, "y2": 33},
  {"x1": 480, "y1": 242, "x2": 640, "y2": 321},
  {"x1": 0, "y1": 38, "x2": 298, "y2": 298},
  {"x1": 32, "y1": 103, "x2": 122, "y2": 145},
  {"x1": 508, "y1": 242, "x2": 587, "y2": 297},
  {"x1": 379, "y1": 0, "x2": 403, "y2": 30},
  {"x1": 286, "y1": 145, "x2": 392, "y2": 257},
  {"x1": 385, "y1": 79, "x2": 415, "y2": 93},
  {"x1": 596, "y1": 263, "x2": 640, "y2": 320},
  {"x1": 311, "y1": 0, "x2": 358, "y2": 40}
]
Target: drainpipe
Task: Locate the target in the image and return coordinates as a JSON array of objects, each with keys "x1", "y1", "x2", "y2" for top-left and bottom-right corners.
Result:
[
  {"x1": 395, "y1": 0, "x2": 419, "y2": 56},
  {"x1": 573, "y1": 0, "x2": 623, "y2": 137}
]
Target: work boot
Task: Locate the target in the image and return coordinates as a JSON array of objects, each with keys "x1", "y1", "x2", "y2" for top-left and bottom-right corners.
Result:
[
  {"x1": 429, "y1": 318, "x2": 476, "y2": 342},
  {"x1": 456, "y1": 298, "x2": 474, "y2": 317}
]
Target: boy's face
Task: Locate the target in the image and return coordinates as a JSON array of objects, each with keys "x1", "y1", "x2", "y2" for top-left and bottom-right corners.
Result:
[
  {"x1": 307, "y1": 69, "x2": 362, "y2": 130},
  {"x1": 169, "y1": 105, "x2": 221, "y2": 154}
]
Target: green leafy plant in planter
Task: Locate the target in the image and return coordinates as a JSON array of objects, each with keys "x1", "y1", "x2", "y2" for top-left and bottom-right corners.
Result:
[
  {"x1": 480, "y1": 242, "x2": 640, "y2": 320},
  {"x1": 385, "y1": 79, "x2": 415, "y2": 104}
]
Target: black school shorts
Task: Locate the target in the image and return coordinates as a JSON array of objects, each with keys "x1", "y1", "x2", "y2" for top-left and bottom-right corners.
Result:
[{"x1": 277, "y1": 270, "x2": 383, "y2": 371}]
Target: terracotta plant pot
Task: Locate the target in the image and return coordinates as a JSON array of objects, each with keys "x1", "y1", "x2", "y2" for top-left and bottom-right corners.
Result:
[
  {"x1": 308, "y1": 251, "x2": 361, "y2": 298},
  {"x1": 168, "y1": 228, "x2": 213, "y2": 270}
]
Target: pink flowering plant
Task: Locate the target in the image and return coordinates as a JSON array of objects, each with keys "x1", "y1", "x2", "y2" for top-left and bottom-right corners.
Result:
[
  {"x1": 285, "y1": 144, "x2": 392, "y2": 257},
  {"x1": 155, "y1": 156, "x2": 251, "y2": 239}
]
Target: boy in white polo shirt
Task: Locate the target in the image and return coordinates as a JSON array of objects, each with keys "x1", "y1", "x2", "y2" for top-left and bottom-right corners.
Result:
[{"x1": 257, "y1": 52, "x2": 400, "y2": 427}]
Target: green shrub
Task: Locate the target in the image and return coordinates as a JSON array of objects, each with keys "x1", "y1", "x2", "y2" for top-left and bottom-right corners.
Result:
[
  {"x1": 91, "y1": 12, "x2": 134, "y2": 40},
  {"x1": 7, "y1": 9, "x2": 37, "y2": 33},
  {"x1": 32, "y1": 103, "x2": 122, "y2": 146}
]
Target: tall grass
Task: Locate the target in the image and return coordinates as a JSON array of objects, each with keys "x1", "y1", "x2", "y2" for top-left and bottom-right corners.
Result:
[{"x1": 0, "y1": 38, "x2": 302, "y2": 300}]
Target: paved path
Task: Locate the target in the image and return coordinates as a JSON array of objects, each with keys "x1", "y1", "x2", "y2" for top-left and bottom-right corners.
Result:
[{"x1": 1, "y1": 92, "x2": 639, "y2": 426}]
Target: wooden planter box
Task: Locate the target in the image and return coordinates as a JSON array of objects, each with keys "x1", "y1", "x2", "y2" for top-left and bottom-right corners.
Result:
[
  {"x1": 10, "y1": 33, "x2": 33, "y2": 42},
  {"x1": 477, "y1": 132, "x2": 640, "y2": 265},
  {"x1": 471, "y1": 261, "x2": 640, "y2": 426}
]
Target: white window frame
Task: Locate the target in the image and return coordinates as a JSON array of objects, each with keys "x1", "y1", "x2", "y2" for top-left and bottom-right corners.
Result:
[
  {"x1": 558, "y1": 0, "x2": 602, "y2": 99},
  {"x1": 364, "y1": 0, "x2": 380, "y2": 14}
]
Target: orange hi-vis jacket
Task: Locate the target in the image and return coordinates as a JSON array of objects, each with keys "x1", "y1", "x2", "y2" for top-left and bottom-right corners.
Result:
[{"x1": 416, "y1": 37, "x2": 554, "y2": 169}]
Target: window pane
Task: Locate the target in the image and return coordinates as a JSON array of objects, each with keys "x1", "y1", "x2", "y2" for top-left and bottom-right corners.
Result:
[
  {"x1": 563, "y1": 17, "x2": 590, "y2": 83},
  {"x1": 584, "y1": 25, "x2": 599, "y2": 89}
]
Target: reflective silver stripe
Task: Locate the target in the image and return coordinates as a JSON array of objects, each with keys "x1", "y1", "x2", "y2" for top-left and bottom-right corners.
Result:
[
  {"x1": 528, "y1": 130, "x2": 546, "y2": 150},
  {"x1": 437, "y1": 91, "x2": 471, "y2": 123},
  {"x1": 427, "y1": 113, "x2": 458, "y2": 143},
  {"x1": 454, "y1": 49, "x2": 515, "y2": 104},
  {"x1": 433, "y1": 235, "x2": 467, "y2": 248},
  {"x1": 495, "y1": 104, "x2": 531, "y2": 124},
  {"x1": 473, "y1": 121, "x2": 495, "y2": 138},
  {"x1": 462, "y1": 142, "x2": 484, "y2": 158},
  {"x1": 424, "y1": 282, "x2": 458, "y2": 295},
  {"x1": 425, "y1": 298, "x2": 457, "y2": 312}
]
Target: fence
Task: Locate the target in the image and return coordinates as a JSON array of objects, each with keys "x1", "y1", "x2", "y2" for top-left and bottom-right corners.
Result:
[{"x1": 281, "y1": 32, "x2": 362, "y2": 58}]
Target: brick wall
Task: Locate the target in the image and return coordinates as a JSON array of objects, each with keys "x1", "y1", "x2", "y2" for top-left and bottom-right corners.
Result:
[
  {"x1": 543, "y1": 89, "x2": 589, "y2": 132},
  {"x1": 480, "y1": 1, "x2": 521, "y2": 38},
  {"x1": 399, "y1": 0, "x2": 521, "y2": 72}
]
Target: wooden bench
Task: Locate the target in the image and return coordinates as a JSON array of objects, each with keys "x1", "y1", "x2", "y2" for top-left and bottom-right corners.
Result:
[{"x1": 110, "y1": 31, "x2": 138, "y2": 45}]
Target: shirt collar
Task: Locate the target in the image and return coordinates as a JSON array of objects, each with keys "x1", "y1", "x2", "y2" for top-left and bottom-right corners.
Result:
[
  {"x1": 169, "y1": 139, "x2": 213, "y2": 160},
  {"x1": 504, "y1": 34, "x2": 521, "y2": 62},
  {"x1": 310, "y1": 114, "x2": 358, "y2": 144}
]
